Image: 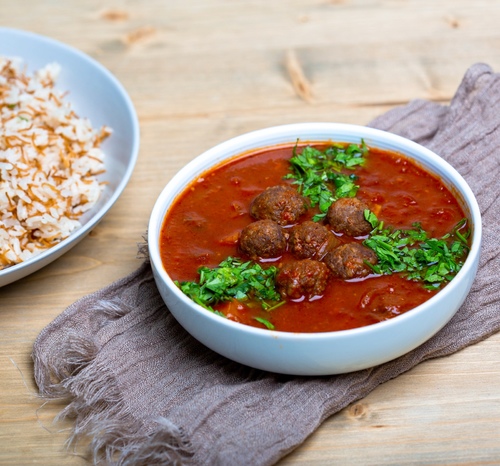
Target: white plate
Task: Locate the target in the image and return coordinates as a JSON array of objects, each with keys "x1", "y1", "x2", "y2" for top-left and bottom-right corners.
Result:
[{"x1": 0, "y1": 28, "x2": 140, "y2": 287}]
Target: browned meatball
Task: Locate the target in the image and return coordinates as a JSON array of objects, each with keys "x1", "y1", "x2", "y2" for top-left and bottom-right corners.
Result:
[
  {"x1": 323, "y1": 243, "x2": 377, "y2": 279},
  {"x1": 359, "y1": 285, "x2": 405, "y2": 322},
  {"x1": 289, "y1": 220, "x2": 339, "y2": 260},
  {"x1": 250, "y1": 185, "x2": 307, "y2": 226},
  {"x1": 326, "y1": 197, "x2": 372, "y2": 237},
  {"x1": 276, "y1": 259, "x2": 330, "y2": 300},
  {"x1": 239, "y1": 219, "x2": 286, "y2": 260}
]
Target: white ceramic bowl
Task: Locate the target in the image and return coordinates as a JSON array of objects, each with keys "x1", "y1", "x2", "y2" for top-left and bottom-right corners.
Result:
[
  {"x1": 0, "y1": 28, "x2": 139, "y2": 287},
  {"x1": 148, "y1": 123, "x2": 481, "y2": 375}
]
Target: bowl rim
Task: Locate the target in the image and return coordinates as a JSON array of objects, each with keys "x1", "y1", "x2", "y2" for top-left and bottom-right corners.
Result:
[
  {"x1": 148, "y1": 122, "x2": 482, "y2": 340},
  {"x1": 0, "y1": 27, "x2": 140, "y2": 286}
]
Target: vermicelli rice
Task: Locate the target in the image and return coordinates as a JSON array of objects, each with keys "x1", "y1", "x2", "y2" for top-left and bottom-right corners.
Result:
[{"x1": 0, "y1": 57, "x2": 110, "y2": 269}]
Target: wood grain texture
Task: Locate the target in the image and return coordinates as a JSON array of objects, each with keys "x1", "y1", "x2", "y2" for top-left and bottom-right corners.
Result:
[{"x1": 1, "y1": 0, "x2": 500, "y2": 464}]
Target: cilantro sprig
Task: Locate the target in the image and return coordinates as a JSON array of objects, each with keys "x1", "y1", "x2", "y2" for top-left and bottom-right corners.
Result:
[
  {"x1": 363, "y1": 212, "x2": 470, "y2": 289},
  {"x1": 284, "y1": 142, "x2": 368, "y2": 221},
  {"x1": 254, "y1": 316, "x2": 275, "y2": 330},
  {"x1": 176, "y1": 257, "x2": 282, "y2": 313}
]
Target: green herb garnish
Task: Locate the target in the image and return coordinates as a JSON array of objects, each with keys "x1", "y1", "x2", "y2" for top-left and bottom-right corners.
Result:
[
  {"x1": 363, "y1": 213, "x2": 470, "y2": 289},
  {"x1": 254, "y1": 317, "x2": 275, "y2": 330},
  {"x1": 285, "y1": 141, "x2": 368, "y2": 221},
  {"x1": 176, "y1": 257, "x2": 282, "y2": 312}
]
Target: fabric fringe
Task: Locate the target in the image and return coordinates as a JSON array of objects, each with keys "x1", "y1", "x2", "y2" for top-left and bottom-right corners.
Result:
[
  {"x1": 136, "y1": 233, "x2": 149, "y2": 262},
  {"x1": 32, "y1": 298, "x2": 194, "y2": 465}
]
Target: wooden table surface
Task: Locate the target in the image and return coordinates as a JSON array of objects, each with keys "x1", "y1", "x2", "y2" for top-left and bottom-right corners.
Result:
[{"x1": 1, "y1": 1, "x2": 500, "y2": 464}]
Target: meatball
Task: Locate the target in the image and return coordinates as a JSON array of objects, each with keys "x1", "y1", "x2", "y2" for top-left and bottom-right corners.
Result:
[
  {"x1": 250, "y1": 185, "x2": 307, "y2": 226},
  {"x1": 323, "y1": 243, "x2": 378, "y2": 279},
  {"x1": 276, "y1": 259, "x2": 330, "y2": 300},
  {"x1": 289, "y1": 220, "x2": 339, "y2": 260},
  {"x1": 359, "y1": 285, "x2": 404, "y2": 322},
  {"x1": 326, "y1": 197, "x2": 372, "y2": 237},
  {"x1": 239, "y1": 219, "x2": 286, "y2": 260}
]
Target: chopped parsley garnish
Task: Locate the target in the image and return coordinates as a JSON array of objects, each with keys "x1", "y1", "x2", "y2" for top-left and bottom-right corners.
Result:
[
  {"x1": 176, "y1": 257, "x2": 282, "y2": 313},
  {"x1": 254, "y1": 317, "x2": 275, "y2": 330},
  {"x1": 363, "y1": 212, "x2": 470, "y2": 289},
  {"x1": 284, "y1": 141, "x2": 368, "y2": 221}
]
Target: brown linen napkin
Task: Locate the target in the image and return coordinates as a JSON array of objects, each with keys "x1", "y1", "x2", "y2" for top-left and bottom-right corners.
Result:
[{"x1": 33, "y1": 63, "x2": 500, "y2": 466}]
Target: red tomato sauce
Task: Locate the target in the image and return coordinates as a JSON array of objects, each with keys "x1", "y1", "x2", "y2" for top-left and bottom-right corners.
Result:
[{"x1": 160, "y1": 144, "x2": 467, "y2": 333}]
